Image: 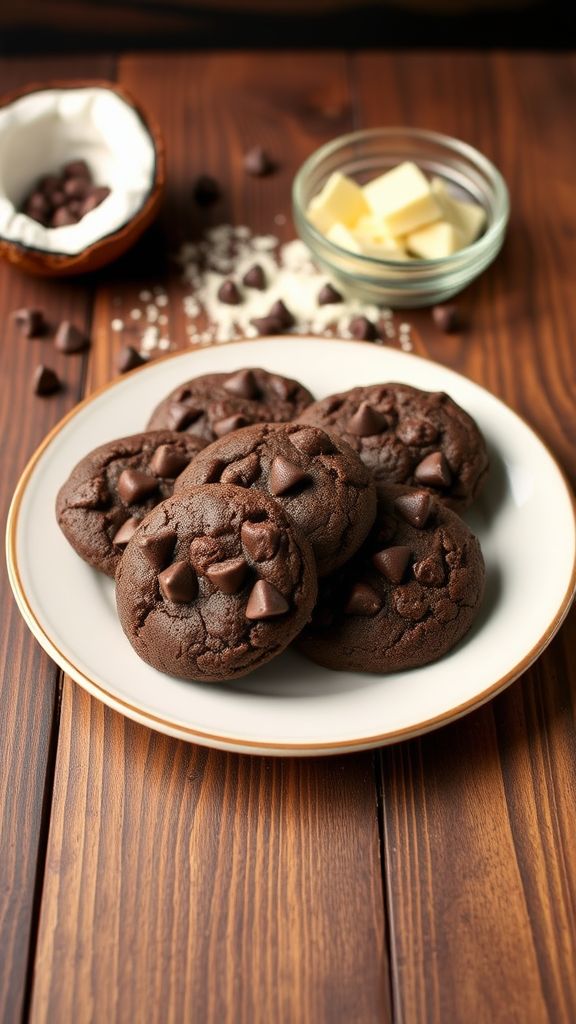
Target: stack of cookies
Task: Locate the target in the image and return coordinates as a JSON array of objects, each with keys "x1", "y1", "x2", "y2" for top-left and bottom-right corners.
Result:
[{"x1": 56, "y1": 366, "x2": 488, "y2": 683}]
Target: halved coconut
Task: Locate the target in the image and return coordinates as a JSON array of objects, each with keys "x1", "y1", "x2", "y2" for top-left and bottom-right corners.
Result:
[{"x1": 0, "y1": 80, "x2": 165, "y2": 275}]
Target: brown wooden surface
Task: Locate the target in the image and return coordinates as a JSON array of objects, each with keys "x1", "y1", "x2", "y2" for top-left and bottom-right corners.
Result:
[{"x1": 1, "y1": 50, "x2": 575, "y2": 1024}]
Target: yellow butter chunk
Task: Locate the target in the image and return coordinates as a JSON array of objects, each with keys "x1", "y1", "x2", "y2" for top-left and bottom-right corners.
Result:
[
  {"x1": 431, "y1": 177, "x2": 487, "y2": 247},
  {"x1": 406, "y1": 220, "x2": 465, "y2": 259},
  {"x1": 326, "y1": 222, "x2": 363, "y2": 253},
  {"x1": 306, "y1": 172, "x2": 370, "y2": 234},
  {"x1": 363, "y1": 161, "x2": 441, "y2": 236}
]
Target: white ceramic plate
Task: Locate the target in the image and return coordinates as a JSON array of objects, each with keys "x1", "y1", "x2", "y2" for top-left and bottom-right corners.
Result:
[{"x1": 7, "y1": 338, "x2": 576, "y2": 755}]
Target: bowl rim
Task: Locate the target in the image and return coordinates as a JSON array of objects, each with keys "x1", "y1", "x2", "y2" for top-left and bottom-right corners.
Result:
[{"x1": 292, "y1": 125, "x2": 510, "y2": 270}]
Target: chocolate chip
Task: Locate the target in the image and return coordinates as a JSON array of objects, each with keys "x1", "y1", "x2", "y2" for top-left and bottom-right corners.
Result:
[
  {"x1": 245, "y1": 580, "x2": 288, "y2": 619},
  {"x1": 158, "y1": 560, "x2": 198, "y2": 603},
  {"x1": 268, "y1": 299, "x2": 295, "y2": 329},
  {"x1": 317, "y1": 283, "x2": 343, "y2": 305},
  {"x1": 268, "y1": 456, "x2": 308, "y2": 496},
  {"x1": 24, "y1": 192, "x2": 50, "y2": 223},
  {"x1": 138, "y1": 528, "x2": 177, "y2": 570},
  {"x1": 50, "y1": 189, "x2": 66, "y2": 207},
  {"x1": 193, "y1": 174, "x2": 221, "y2": 206},
  {"x1": 249, "y1": 315, "x2": 284, "y2": 336},
  {"x1": 201, "y1": 458, "x2": 225, "y2": 483},
  {"x1": 51, "y1": 206, "x2": 80, "y2": 228},
  {"x1": 33, "y1": 365, "x2": 60, "y2": 396},
  {"x1": 344, "y1": 583, "x2": 382, "y2": 616},
  {"x1": 413, "y1": 554, "x2": 445, "y2": 587},
  {"x1": 346, "y1": 402, "x2": 388, "y2": 437},
  {"x1": 54, "y1": 321, "x2": 89, "y2": 353},
  {"x1": 82, "y1": 186, "x2": 111, "y2": 215},
  {"x1": 393, "y1": 491, "x2": 432, "y2": 529},
  {"x1": 63, "y1": 159, "x2": 91, "y2": 180},
  {"x1": 218, "y1": 279, "x2": 242, "y2": 305},
  {"x1": 63, "y1": 176, "x2": 90, "y2": 200},
  {"x1": 66, "y1": 200, "x2": 83, "y2": 218},
  {"x1": 349, "y1": 316, "x2": 378, "y2": 341},
  {"x1": 13, "y1": 308, "x2": 47, "y2": 338},
  {"x1": 117, "y1": 346, "x2": 146, "y2": 374},
  {"x1": 117, "y1": 469, "x2": 158, "y2": 504},
  {"x1": 167, "y1": 402, "x2": 202, "y2": 431},
  {"x1": 113, "y1": 516, "x2": 140, "y2": 546},
  {"x1": 220, "y1": 453, "x2": 260, "y2": 487},
  {"x1": 432, "y1": 304, "x2": 464, "y2": 333},
  {"x1": 223, "y1": 368, "x2": 259, "y2": 400},
  {"x1": 38, "y1": 174, "x2": 60, "y2": 195},
  {"x1": 241, "y1": 520, "x2": 281, "y2": 562},
  {"x1": 206, "y1": 556, "x2": 249, "y2": 594},
  {"x1": 414, "y1": 451, "x2": 452, "y2": 488},
  {"x1": 213, "y1": 414, "x2": 248, "y2": 437},
  {"x1": 242, "y1": 264, "x2": 266, "y2": 290},
  {"x1": 372, "y1": 545, "x2": 412, "y2": 584},
  {"x1": 243, "y1": 146, "x2": 275, "y2": 176},
  {"x1": 149, "y1": 445, "x2": 190, "y2": 478}
]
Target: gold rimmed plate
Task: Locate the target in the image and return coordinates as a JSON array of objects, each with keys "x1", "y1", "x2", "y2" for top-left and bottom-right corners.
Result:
[{"x1": 6, "y1": 338, "x2": 576, "y2": 755}]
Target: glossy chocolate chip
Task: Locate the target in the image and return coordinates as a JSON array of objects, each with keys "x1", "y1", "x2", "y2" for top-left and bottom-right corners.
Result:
[
  {"x1": 117, "y1": 469, "x2": 159, "y2": 504},
  {"x1": 63, "y1": 159, "x2": 91, "y2": 179},
  {"x1": 268, "y1": 299, "x2": 295, "y2": 329},
  {"x1": 268, "y1": 456, "x2": 308, "y2": 496},
  {"x1": 218, "y1": 279, "x2": 242, "y2": 305},
  {"x1": 393, "y1": 491, "x2": 432, "y2": 529},
  {"x1": 206, "y1": 556, "x2": 249, "y2": 594},
  {"x1": 213, "y1": 414, "x2": 248, "y2": 437},
  {"x1": 241, "y1": 520, "x2": 281, "y2": 561},
  {"x1": 63, "y1": 176, "x2": 89, "y2": 200},
  {"x1": 13, "y1": 308, "x2": 47, "y2": 338},
  {"x1": 347, "y1": 402, "x2": 388, "y2": 437},
  {"x1": 51, "y1": 206, "x2": 80, "y2": 228},
  {"x1": 223, "y1": 369, "x2": 259, "y2": 399},
  {"x1": 372, "y1": 545, "x2": 412, "y2": 584},
  {"x1": 414, "y1": 451, "x2": 452, "y2": 488},
  {"x1": 344, "y1": 583, "x2": 382, "y2": 616},
  {"x1": 317, "y1": 283, "x2": 343, "y2": 305},
  {"x1": 158, "y1": 560, "x2": 198, "y2": 603},
  {"x1": 54, "y1": 321, "x2": 89, "y2": 353},
  {"x1": 33, "y1": 365, "x2": 60, "y2": 396},
  {"x1": 243, "y1": 146, "x2": 275, "y2": 176},
  {"x1": 242, "y1": 264, "x2": 266, "y2": 289},
  {"x1": 113, "y1": 516, "x2": 140, "y2": 546},
  {"x1": 138, "y1": 528, "x2": 177, "y2": 570},
  {"x1": 167, "y1": 402, "x2": 202, "y2": 431},
  {"x1": 249, "y1": 315, "x2": 284, "y2": 336},
  {"x1": 432, "y1": 304, "x2": 464, "y2": 333},
  {"x1": 349, "y1": 316, "x2": 378, "y2": 341},
  {"x1": 149, "y1": 445, "x2": 190, "y2": 478},
  {"x1": 117, "y1": 346, "x2": 146, "y2": 374},
  {"x1": 245, "y1": 580, "x2": 288, "y2": 619},
  {"x1": 82, "y1": 186, "x2": 111, "y2": 215}
]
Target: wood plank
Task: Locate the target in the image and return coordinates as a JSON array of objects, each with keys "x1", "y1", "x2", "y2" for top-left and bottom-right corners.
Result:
[
  {"x1": 30, "y1": 53, "x2": 389, "y2": 1023},
  {"x1": 0, "y1": 55, "x2": 116, "y2": 1024},
  {"x1": 349, "y1": 51, "x2": 576, "y2": 1023}
]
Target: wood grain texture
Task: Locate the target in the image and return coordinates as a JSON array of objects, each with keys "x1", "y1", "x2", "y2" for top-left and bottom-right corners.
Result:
[{"x1": 0, "y1": 54, "x2": 116, "y2": 1024}]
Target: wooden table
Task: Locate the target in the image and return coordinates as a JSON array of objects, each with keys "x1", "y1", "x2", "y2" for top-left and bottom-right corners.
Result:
[{"x1": 1, "y1": 50, "x2": 575, "y2": 1024}]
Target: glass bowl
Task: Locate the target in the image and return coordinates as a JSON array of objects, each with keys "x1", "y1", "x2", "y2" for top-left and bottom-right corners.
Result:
[{"x1": 292, "y1": 127, "x2": 509, "y2": 309}]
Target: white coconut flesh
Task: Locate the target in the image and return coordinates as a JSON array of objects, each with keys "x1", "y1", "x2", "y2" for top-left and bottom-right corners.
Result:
[{"x1": 0, "y1": 87, "x2": 156, "y2": 255}]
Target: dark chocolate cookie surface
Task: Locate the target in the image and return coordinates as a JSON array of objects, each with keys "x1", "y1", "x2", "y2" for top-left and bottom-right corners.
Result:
[
  {"x1": 146, "y1": 367, "x2": 314, "y2": 443},
  {"x1": 174, "y1": 422, "x2": 377, "y2": 576},
  {"x1": 56, "y1": 430, "x2": 207, "y2": 576},
  {"x1": 297, "y1": 382, "x2": 489, "y2": 511},
  {"x1": 297, "y1": 484, "x2": 485, "y2": 673},
  {"x1": 115, "y1": 484, "x2": 317, "y2": 682}
]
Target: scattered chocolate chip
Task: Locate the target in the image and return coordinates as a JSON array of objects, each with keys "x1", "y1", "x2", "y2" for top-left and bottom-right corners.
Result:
[
  {"x1": 138, "y1": 529, "x2": 177, "y2": 570},
  {"x1": 432, "y1": 304, "x2": 464, "y2": 333},
  {"x1": 346, "y1": 402, "x2": 388, "y2": 437},
  {"x1": 414, "y1": 451, "x2": 452, "y2": 488},
  {"x1": 242, "y1": 264, "x2": 266, "y2": 290},
  {"x1": 206, "y1": 556, "x2": 249, "y2": 594},
  {"x1": 117, "y1": 469, "x2": 159, "y2": 504},
  {"x1": 158, "y1": 560, "x2": 198, "y2": 603},
  {"x1": 193, "y1": 174, "x2": 221, "y2": 206},
  {"x1": 33, "y1": 365, "x2": 60, "y2": 396},
  {"x1": 249, "y1": 315, "x2": 284, "y2": 336},
  {"x1": 241, "y1": 520, "x2": 281, "y2": 562},
  {"x1": 217, "y1": 279, "x2": 242, "y2": 305},
  {"x1": 167, "y1": 402, "x2": 202, "y2": 431},
  {"x1": 149, "y1": 445, "x2": 190, "y2": 478},
  {"x1": 13, "y1": 308, "x2": 47, "y2": 338},
  {"x1": 344, "y1": 583, "x2": 382, "y2": 616},
  {"x1": 393, "y1": 491, "x2": 432, "y2": 529},
  {"x1": 245, "y1": 579, "x2": 288, "y2": 619},
  {"x1": 117, "y1": 346, "x2": 146, "y2": 374},
  {"x1": 54, "y1": 321, "x2": 89, "y2": 353},
  {"x1": 317, "y1": 283, "x2": 343, "y2": 305},
  {"x1": 63, "y1": 159, "x2": 91, "y2": 180},
  {"x1": 51, "y1": 206, "x2": 80, "y2": 228},
  {"x1": 243, "y1": 146, "x2": 275, "y2": 177},
  {"x1": 223, "y1": 368, "x2": 259, "y2": 400},
  {"x1": 213, "y1": 414, "x2": 248, "y2": 437},
  {"x1": 372, "y1": 545, "x2": 412, "y2": 584},
  {"x1": 268, "y1": 299, "x2": 295, "y2": 329},
  {"x1": 82, "y1": 186, "x2": 111, "y2": 216},
  {"x1": 268, "y1": 456, "x2": 308, "y2": 496},
  {"x1": 349, "y1": 315, "x2": 378, "y2": 341},
  {"x1": 113, "y1": 517, "x2": 140, "y2": 546}
]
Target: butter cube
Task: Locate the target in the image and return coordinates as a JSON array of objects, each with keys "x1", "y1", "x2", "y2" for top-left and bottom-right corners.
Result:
[
  {"x1": 326, "y1": 222, "x2": 363, "y2": 253},
  {"x1": 363, "y1": 161, "x2": 441, "y2": 236},
  {"x1": 306, "y1": 172, "x2": 370, "y2": 234},
  {"x1": 406, "y1": 220, "x2": 465, "y2": 259},
  {"x1": 431, "y1": 177, "x2": 486, "y2": 247},
  {"x1": 354, "y1": 214, "x2": 399, "y2": 245}
]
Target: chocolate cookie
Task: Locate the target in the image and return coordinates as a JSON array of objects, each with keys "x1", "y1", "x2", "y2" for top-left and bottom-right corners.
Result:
[
  {"x1": 296, "y1": 484, "x2": 485, "y2": 673},
  {"x1": 146, "y1": 367, "x2": 314, "y2": 443},
  {"x1": 297, "y1": 382, "x2": 489, "y2": 512},
  {"x1": 115, "y1": 484, "x2": 317, "y2": 682},
  {"x1": 56, "y1": 431, "x2": 207, "y2": 577},
  {"x1": 174, "y1": 422, "x2": 377, "y2": 576}
]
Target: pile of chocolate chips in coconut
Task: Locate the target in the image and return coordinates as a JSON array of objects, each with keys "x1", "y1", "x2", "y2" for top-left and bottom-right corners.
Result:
[{"x1": 21, "y1": 159, "x2": 110, "y2": 228}]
